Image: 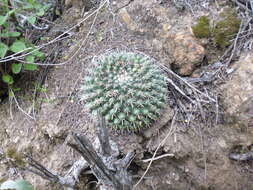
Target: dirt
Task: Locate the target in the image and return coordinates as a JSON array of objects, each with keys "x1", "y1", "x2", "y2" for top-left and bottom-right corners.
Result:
[{"x1": 0, "y1": 0, "x2": 253, "y2": 190}]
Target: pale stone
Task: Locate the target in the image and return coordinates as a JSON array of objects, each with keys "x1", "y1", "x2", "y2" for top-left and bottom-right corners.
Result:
[
  {"x1": 171, "y1": 32, "x2": 205, "y2": 76},
  {"x1": 222, "y1": 52, "x2": 253, "y2": 115}
]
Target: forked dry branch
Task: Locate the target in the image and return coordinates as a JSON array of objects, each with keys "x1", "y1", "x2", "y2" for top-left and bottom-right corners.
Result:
[{"x1": 22, "y1": 115, "x2": 134, "y2": 190}]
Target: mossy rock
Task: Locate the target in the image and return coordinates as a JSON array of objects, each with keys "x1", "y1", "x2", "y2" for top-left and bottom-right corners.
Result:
[
  {"x1": 81, "y1": 52, "x2": 168, "y2": 132},
  {"x1": 213, "y1": 8, "x2": 241, "y2": 48},
  {"x1": 192, "y1": 16, "x2": 210, "y2": 38}
]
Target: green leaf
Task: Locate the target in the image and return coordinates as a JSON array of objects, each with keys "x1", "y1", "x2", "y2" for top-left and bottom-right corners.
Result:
[
  {"x1": 7, "y1": 10, "x2": 15, "y2": 16},
  {"x1": 0, "y1": 179, "x2": 34, "y2": 190},
  {"x1": 12, "y1": 63, "x2": 22, "y2": 74},
  {"x1": 0, "y1": 31, "x2": 21, "y2": 38},
  {"x1": 24, "y1": 55, "x2": 37, "y2": 70},
  {"x1": 12, "y1": 87, "x2": 21, "y2": 92},
  {"x1": 25, "y1": 55, "x2": 35, "y2": 63},
  {"x1": 0, "y1": 15, "x2": 8, "y2": 25},
  {"x1": 27, "y1": 16, "x2": 36, "y2": 24},
  {"x1": 8, "y1": 32, "x2": 21, "y2": 37},
  {"x1": 31, "y1": 49, "x2": 44, "y2": 58},
  {"x1": 23, "y1": 64, "x2": 37, "y2": 71},
  {"x1": 27, "y1": 0, "x2": 35, "y2": 4},
  {"x1": 22, "y1": 4, "x2": 34, "y2": 9},
  {"x1": 34, "y1": 4, "x2": 42, "y2": 10},
  {"x1": 0, "y1": 42, "x2": 8, "y2": 58},
  {"x1": 43, "y1": 4, "x2": 51, "y2": 11},
  {"x1": 10, "y1": 41, "x2": 26, "y2": 53},
  {"x1": 36, "y1": 9, "x2": 45, "y2": 16},
  {"x1": 2, "y1": 74, "x2": 14, "y2": 85}
]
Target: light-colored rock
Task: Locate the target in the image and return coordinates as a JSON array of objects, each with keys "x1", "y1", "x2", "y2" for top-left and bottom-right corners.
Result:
[
  {"x1": 222, "y1": 52, "x2": 253, "y2": 115},
  {"x1": 119, "y1": 8, "x2": 139, "y2": 32},
  {"x1": 236, "y1": 97, "x2": 253, "y2": 127},
  {"x1": 171, "y1": 32, "x2": 205, "y2": 76},
  {"x1": 41, "y1": 123, "x2": 67, "y2": 138}
]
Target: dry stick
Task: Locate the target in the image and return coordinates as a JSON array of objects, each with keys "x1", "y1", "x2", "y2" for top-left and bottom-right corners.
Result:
[
  {"x1": 122, "y1": 151, "x2": 136, "y2": 169},
  {"x1": 114, "y1": 0, "x2": 134, "y2": 13},
  {"x1": 195, "y1": 94, "x2": 206, "y2": 121},
  {"x1": 232, "y1": 0, "x2": 252, "y2": 12},
  {"x1": 24, "y1": 155, "x2": 75, "y2": 188},
  {"x1": 141, "y1": 153, "x2": 174, "y2": 163},
  {"x1": 229, "y1": 151, "x2": 253, "y2": 161},
  {"x1": 26, "y1": 156, "x2": 59, "y2": 181},
  {"x1": 184, "y1": 0, "x2": 195, "y2": 15},
  {"x1": 24, "y1": 130, "x2": 133, "y2": 189},
  {"x1": 97, "y1": 115, "x2": 112, "y2": 156},
  {"x1": 161, "y1": 65, "x2": 215, "y2": 102},
  {"x1": 215, "y1": 95, "x2": 219, "y2": 124},
  {"x1": 9, "y1": 89, "x2": 35, "y2": 120},
  {"x1": 166, "y1": 77, "x2": 195, "y2": 103},
  {"x1": 250, "y1": 0, "x2": 253, "y2": 15},
  {"x1": 68, "y1": 133, "x2": 129, "y2": 190},
  {"x1": 133, "y1": 110, "x2": 178, "y2": 189},
  {"x1": 9, "y1": 94, "x2": 13, "y2": 120},
  {"x1": 71, "y1": 114, "x2": 133, "y2": 189},
  {"x1": 227, "y1": 19, "x2": 250, "y2": 65},
  {"x1": 68, "y1": 118, "x2": 135, "y2": 190},
  {"x1": 217, "y1": 18, "x2": 252, "y2": 79}
]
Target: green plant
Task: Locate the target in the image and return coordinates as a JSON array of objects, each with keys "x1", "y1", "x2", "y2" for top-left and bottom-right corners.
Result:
[
  {"x1": 0, "y1": 0, "x2": 47, "y2": 87},
  {"x1": 213, "y1": 8, "x2": 241, "y2": 48},
  {"x1": 192, "y1": 9, "x2": 241, "y2": 49},
  {"x1": 0, "y1": 179, "x2": 34, "y2": 190},
  {"x1": 192, "y1": 16, "x2": 210, "y2": 38},
  {"x1": 5, "y1": 147, "x2": 25, "y2": 166},
  {"x1": 81, "y1": 52, "x2": 168, "y2": 131}
]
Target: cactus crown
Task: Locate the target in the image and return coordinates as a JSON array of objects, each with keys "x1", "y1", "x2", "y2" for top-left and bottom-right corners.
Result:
[{"x1": 81, "y1": 52, "x2": 168, "y2": 131}]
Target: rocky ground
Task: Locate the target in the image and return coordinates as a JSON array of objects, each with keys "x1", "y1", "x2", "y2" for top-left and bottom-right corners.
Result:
[{"x1": 0, "y1": 0, "x2": 253, "y2": 189}]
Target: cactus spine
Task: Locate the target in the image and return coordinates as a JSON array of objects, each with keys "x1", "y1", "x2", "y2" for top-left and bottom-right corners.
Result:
[{"x1": 81, "y1": 52, "x2": 168, "y2": 131}]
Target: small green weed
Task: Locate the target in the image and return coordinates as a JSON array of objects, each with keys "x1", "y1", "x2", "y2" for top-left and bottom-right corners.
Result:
[
  {"x1": 0, "y1": 0, "x2": 48, "y2": 91},
  {"x1": 192, "y1": 8, "x2": 241, "y2": 49},
  {"x1": 213, "y1": 8, "x2": 241, "y2": 48},
  {"x1": 192, "y1": 16, "x2": 210, "y2": 38}
]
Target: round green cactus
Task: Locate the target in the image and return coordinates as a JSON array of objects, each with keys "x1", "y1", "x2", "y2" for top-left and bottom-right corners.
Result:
[{"x1": 81, "y1": 52, "x2": 168, "y2": 131}]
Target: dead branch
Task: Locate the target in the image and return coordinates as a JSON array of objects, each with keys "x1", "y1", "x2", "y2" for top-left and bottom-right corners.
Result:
[
  {"x1": 140, "y1": 153, "x2": 174, "y2": 163},
  {"x1": 24, "y1": 155, "x2": 83, "y2": 189},
  {"x1": 68, "y1": 125, "x2": 134, "y2": 190},
  {"x1": 21, "y1": 115, "x2": 134, "y2": 190},
  {"x1": 96, "y1": 115, "x2": 112, "y2": 156},
  {"x1": 229, "y1": 151, "x2": 253, "y2": 161},
  {"x1": 231, "y1": 0, "x2": 253, "y2": 13}
]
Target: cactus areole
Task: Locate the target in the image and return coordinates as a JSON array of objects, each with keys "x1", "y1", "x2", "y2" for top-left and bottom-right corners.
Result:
[{"x1": 81, "y1": 52, "x2": 168, "y2": 131}]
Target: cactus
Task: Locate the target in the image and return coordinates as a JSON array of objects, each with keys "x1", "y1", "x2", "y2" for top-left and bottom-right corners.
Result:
[{"x1": 81, "y1": 52, "x2": 168, "y2": 131}]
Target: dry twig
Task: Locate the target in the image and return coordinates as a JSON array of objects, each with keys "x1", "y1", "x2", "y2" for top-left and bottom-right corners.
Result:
[
  {"x1": 20, "y1": 115, "x2": 134, "y2": 190},
  {"x1": 134, "y1": 110, "x2": 178, "y2": 189}
]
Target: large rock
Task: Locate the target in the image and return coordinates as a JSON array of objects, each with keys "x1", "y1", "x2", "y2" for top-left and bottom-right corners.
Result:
[
  {"x1": 170, "y1": 32, "x2": 206, "y2": 76},
  {"x1": 222, "y1": 52, "x2": 253, "y2": 117}
]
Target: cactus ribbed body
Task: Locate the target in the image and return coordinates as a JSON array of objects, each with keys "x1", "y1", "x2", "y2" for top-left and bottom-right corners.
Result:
[{"x1": 81, "y1": 52, "x2": 168, "y2": 131}]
